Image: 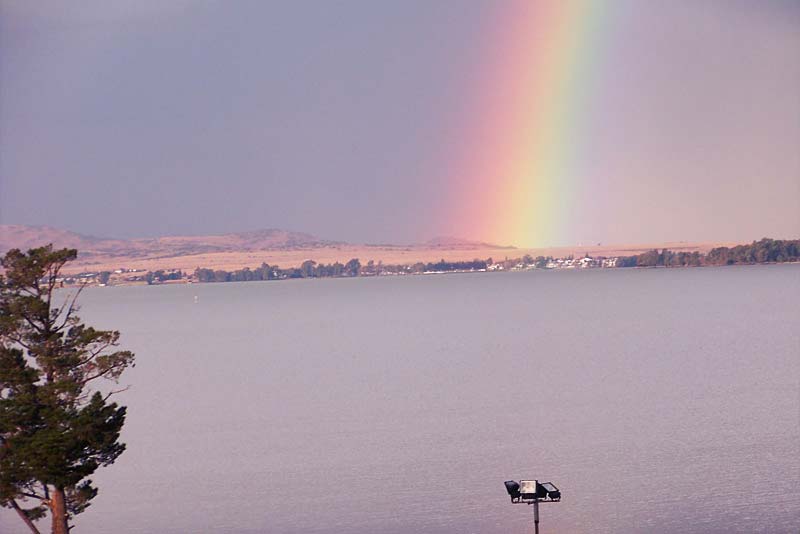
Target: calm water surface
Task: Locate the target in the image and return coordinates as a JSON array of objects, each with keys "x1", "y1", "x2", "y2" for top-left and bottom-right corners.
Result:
[{"x1": 2, "y1": 265, "x2": 798, "y2": 533}]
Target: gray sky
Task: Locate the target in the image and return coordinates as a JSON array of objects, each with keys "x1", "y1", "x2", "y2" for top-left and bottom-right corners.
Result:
[{"x1": 1, "y1": 0, "x2": 798, "y2": 246}]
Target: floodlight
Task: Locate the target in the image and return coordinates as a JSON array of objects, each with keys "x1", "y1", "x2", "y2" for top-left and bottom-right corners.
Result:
[
  {"x1": 519, "y1": 480, "x2": 548, "y2": 501},
  {"x1": 503, "y1": 477, "x2": 562, "y2": 534},
  {"x1": 539, "y1": 482, "x2": 560, "y2": 501},
  {"x1": 504, "y1": 480, "x2": 520, "y2": 502}
]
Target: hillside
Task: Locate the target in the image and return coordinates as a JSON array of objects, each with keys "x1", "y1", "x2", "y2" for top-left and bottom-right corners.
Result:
[
  {"x1": 0, "y1": 224, "x2": 733, "y2": 275},
  {"x1": 422, "y1": 236, "x2": 516, "y2": 249},
  {"x1": 0, "y1": 225, "x2": 122, "y2": 253},
  {"x1": 0, "y1": 225, "x2": 338, "y2": 258},
  {"x1": 0, "y1": 225, "x2": 514, "y2": 273}
]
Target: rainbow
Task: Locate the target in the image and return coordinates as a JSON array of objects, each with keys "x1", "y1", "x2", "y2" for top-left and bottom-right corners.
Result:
[{"x1": 446, "y1": 0, "x2": 608, "y2": 248}]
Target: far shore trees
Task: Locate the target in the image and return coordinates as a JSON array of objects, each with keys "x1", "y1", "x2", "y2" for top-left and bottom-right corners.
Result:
[
  {"x1": 0, "y1": 246, "x2": 135, "y2": 534},
  {"x1": 181, "y1": 238, "x2": 800, "y2": 285}
]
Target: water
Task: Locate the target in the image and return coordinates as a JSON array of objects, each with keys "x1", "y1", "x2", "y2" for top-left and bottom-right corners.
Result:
[{"x1": 2, "y1": 265, "x2": 798, "y2": 533}]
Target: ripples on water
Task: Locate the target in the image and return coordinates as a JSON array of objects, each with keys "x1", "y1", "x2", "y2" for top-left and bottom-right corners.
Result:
[{"x1": 2, "y1": 265, "x2": 798, "y2": 533}]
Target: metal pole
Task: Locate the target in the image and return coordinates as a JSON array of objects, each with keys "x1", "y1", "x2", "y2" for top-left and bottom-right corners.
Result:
[{"x1": 533, "y1": 499, "x2": 539, "y2": 534}]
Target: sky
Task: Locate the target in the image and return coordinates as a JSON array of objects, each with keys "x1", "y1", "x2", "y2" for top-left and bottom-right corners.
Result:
[{"x1": 1, "y1": 0, "x2": 798, "y2": 247}]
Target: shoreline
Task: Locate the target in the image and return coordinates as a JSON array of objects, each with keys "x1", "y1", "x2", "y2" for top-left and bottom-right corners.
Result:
[
  {"x1": 65, "y1": 259, "x2": 800, "y2": 289},
  {"x1": 54, "y1": 240, "x2": 730, "y2": 275},
  {"x1": 11, "y1": 237, "x2": 796, "y2": 288}
]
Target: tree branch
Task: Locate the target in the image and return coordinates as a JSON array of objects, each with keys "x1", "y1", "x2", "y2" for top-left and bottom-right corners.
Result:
[
  {"x1": 62, "y1": 340, "x2": 116, "y2": 374},
  {"x1": 102, "y1": 385, "x2": 131, "y2": 401},
  {"x1": 79, "y1": 362, "x2": 128, "y2": 386},
  {"x1": 17, "y1": 308, "x2": 47, "y2": 335},
  {"x1": 10, "y1": 499, "x2": 42, "y2": 534},
  {"x1": 55, "y1": 284, "x2": 86, "y2": 333},
  {"x1": 17, "y1": 491, "x2": 47, "y2": 502}
]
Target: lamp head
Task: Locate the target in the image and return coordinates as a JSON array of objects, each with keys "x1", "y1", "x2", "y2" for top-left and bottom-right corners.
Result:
[
  {"x1": 504, "y1": 480, "x2": 520, "y2": 502},
  {"x1": 539, "y1": 482, "x2": 561, "y2": 501}
]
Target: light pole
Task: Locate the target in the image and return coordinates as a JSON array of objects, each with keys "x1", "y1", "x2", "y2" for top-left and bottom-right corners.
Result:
[{"x1": 504, "y1": 479, "x2": 561, "y2": 534}]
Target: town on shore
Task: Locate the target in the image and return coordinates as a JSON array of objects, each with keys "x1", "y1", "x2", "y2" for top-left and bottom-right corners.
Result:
[{"x1": 50, "y1": 238, "x2": 800, "y2": 287}]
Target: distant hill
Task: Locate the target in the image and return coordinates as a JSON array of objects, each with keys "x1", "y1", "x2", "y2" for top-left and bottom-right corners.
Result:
[
  {"x1": 0, "y1": 225, "x2": 124, "y2": 254},
  {"x1": 0, "y1": 225, "x2": 516, "y2": 274},
  {"x1": 0, "y1": 224, "x2": 739, "y2": 276},
  {"x1": 0, "y1": 225, "x2": 339, "y2": 259},
  {"x1": 423, "y1": 236, "x2": 515, "y2": 249},
  {"x1": 1, "y1": 225, "x2": 517, "y2": 257}
]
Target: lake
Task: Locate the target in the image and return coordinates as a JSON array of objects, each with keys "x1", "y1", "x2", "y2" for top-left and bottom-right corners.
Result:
[{"x1": 2, "y1": 265, "x2": 798, "y2": 533}]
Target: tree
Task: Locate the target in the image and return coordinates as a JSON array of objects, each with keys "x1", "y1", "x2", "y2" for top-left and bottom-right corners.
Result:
[
  {"x1": 0, "y1": 246, "x2": 135, "y2": 534},
  {"x1": 300, "y1": 260, "x2": 317, "y2": 278},
  {"x1": 636, "y1": 249, "x2": 660, "y2": 267},
  {"x1": 194, "y1": 268, "x2": 215, "y2": 282},
  {"x1": 344, "y1": 258, "x2": 361, "y2": 277}
]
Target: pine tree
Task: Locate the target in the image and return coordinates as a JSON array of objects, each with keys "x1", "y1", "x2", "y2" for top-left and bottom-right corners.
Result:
[{"x1": 0, "y1": 246, "x2": 134, "y2": 534}]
